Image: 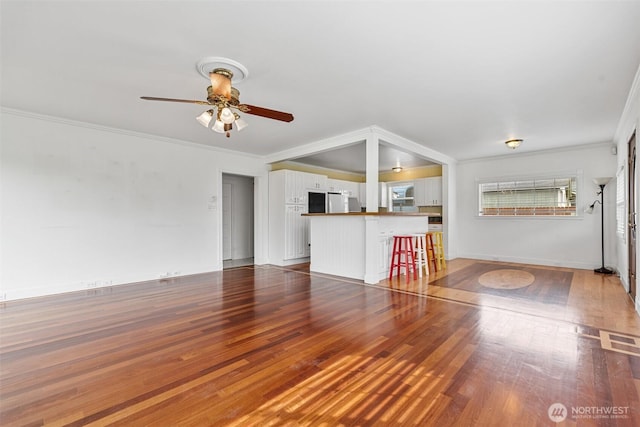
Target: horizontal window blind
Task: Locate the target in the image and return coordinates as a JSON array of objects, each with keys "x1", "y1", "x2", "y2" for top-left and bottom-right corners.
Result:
[{"x1": 479, "y1": 176, "x2": 577, "y2": 217}]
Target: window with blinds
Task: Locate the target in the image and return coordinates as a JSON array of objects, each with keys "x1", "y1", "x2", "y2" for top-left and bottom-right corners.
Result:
[{"x1": 478, "y1": 176, "x2": 577, "y2": 216}]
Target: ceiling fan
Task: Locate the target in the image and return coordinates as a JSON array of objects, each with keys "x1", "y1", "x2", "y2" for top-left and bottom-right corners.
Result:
[{"x1": 141, "y1": 67, "x2": 294, "y2": 138}]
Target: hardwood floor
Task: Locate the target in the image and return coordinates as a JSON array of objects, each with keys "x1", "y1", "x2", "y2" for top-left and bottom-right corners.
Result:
[{"x1": 1, "y1": 259, "x2": 640, "y2": 426}]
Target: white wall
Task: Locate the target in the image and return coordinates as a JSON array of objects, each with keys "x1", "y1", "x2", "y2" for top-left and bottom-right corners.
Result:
[
  {"x1": 456, "y1": 144, "x2": 617, "y2": 269},
  {"x1": 0, "y1": 110, "x2": 268, "y2": 300}
]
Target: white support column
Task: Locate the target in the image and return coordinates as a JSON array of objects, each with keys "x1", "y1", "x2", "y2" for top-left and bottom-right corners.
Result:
[
  {"x1": 365, "y1": 133, "x2": 379, "y2": 212},
  {"x1": 442, "y1": 162, "x2": 455, "y2": 260}
]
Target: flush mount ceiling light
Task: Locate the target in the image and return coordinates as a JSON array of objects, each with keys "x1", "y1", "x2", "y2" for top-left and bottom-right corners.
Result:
[
  {"x1": 505, "y1": 139, "x2": 523, "y2": 149},
  {"x1": 392, "y1": 166, "x2": 403, "y2": 173},
  {"x1": 140, "y1": 58, "x2": 294, "y2": 138}
]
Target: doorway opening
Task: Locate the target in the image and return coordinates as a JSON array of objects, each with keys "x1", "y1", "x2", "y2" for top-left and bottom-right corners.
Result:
[
  {"x1": 628, "y1": 132, "x2": 637, "y2": 302},
  {"x1": 222, "y1": 173, "x2": 255, "y2": 269}
]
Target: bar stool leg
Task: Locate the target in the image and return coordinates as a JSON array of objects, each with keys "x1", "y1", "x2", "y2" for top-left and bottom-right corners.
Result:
[
  {"x1": 389, "y1": 236, "x2": 399, "y2": 280},
  {"x1": 434, "y1": 232, "x2": 446, "y2": 270},
  {"x1": 412, "y1": 234, "x2": 428, "y2": 277},
  {"x1": 410, "y1": 237, "x2": 417, "y2": 281},
  {"x1": 404, "y1": 237, "x2": 416, "y2": 283},
  {"x1": 413, "y1": 235, "x2": 423, "y2": 278},
  {"x1": 425, "y1": 232, "x2": 438, "y2": 273},
  {"x1": 421, "y1": 234, "x2": 429, "y2": 275}
]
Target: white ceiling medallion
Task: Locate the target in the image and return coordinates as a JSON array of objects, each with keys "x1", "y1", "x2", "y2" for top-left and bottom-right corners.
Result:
[{"x1": 196, "y1": 57, "x2": 249, "y2": 84}]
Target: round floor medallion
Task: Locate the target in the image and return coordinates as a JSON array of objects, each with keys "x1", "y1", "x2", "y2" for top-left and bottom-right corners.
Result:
[{"x1": 478, "y1": 269, "x2": 535, "y2": 290}]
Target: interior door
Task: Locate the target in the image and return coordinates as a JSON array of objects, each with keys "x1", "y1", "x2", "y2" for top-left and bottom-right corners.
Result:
[
  {"x1": 628, "y1": 132, "x2": 637, "y2": 301},
  {"x1": 222, "y1": 183, "x2": 232, "y2": 260}
]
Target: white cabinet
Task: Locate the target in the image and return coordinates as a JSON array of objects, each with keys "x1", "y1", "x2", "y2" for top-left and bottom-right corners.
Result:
[
  {"x1": 284, "y1": 205, "x2": 309, "y2": 259},
  {"x1": 343, "y1": 181, "x2": 359, "y2": 197},
  {"x1": 426, "y1": 177, "x2": 443, "y2": 206},
  {"x1": 327, "y1": 178, "x2": 339, "y2": 193},
  {"x1": 327, "y1": 178, "x2": 359, "y2": 197},
  {"x1": 283, "y1": 170, "x2": 304, "y2": 204},
  {"x1": 283, "y1": 170, "x2": 327, "y2": 204},
  {"x1": 302, "y1": 172, "x2": 327, "y2": 191},
  {"x1": 359, "y1": 183, "x2": 367, "y2": 207},
  {"x1": 269, "y1": 170, "x2": 324, "y2": 265},
  {"x1": 415, "y1": 177, "x2": 442, "y2": 206}
]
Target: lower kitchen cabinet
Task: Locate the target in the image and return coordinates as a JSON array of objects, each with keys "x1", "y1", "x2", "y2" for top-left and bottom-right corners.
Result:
[
  {"x1": 269, "y1": 169, "x2": 313, "y2": 266},
  {"x1": 284, "y1": 205, "x2": 310, "y2": 260}
]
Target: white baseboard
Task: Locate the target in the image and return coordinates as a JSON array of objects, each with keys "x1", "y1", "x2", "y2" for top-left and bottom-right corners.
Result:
[
  {"x1": 271, "y1": 257, "x2": 310, "y2": 267},
  {"x1": 1, "y1": 267, "x2": 222, "y2": 302}
]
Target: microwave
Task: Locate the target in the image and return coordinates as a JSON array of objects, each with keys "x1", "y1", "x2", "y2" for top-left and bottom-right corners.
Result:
[
  {"x1": 308, "y1": 191, "x2": 326, "y2": 213},
  {"x1": 428, "y1": 216, "x2": 442, "y2": 224}
]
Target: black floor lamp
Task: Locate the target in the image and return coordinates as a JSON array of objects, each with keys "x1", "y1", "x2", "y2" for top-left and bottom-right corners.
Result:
[{"x1": 586, "y1": 177, "x2": 614, "y2": 275}]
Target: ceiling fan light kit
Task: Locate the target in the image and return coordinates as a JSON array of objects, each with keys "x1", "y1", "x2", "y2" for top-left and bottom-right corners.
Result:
[
  {"x1": 141, "y1": 57, "x2": 293, "y2": 139},
  {"x1": 196, "y1": 109, "x2": 214, "y2": 127},
  {"x1": 219, "y1": 107, "x2": 235, "y2": 124}
]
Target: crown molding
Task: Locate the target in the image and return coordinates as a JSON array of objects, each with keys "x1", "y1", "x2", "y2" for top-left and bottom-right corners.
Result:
[
  {"x1": 457, "y1": 140, "x2": 614, "y2": 165},
  {"x1": 0, "y1": 107, "x2": 265, "y2": 160},
  {"x1": 613, "y1": 62, "x2": 640, "y2": 144}
]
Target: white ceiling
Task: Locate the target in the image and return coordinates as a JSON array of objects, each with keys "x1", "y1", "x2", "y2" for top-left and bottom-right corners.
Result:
[
  {"x1": 2, "y1": 1, "x2": 640, "y2": 173},
  {"x1": 292, "y1": 142, "x2": 437, "y2": 174}
]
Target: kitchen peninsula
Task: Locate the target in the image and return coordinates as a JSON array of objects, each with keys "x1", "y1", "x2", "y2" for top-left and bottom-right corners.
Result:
[{"x1": 303, "y1": 212, "x2": 434, "y2": 284}]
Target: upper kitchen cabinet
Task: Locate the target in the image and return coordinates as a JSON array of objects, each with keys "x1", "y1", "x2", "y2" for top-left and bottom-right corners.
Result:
[
  {"x1": 277, "y1": 170, "x2": 328, "y2": 204},
  {"x1": 327, "y1": 178, "x2": 359, "y2": 196},
  {"x1": 282, "y1": 170, "x2": 304, "y2": 204},
  {"x1": 302, "y1": 172, "x2": 327, "y2": 191},
  {"x1": 415, "y1": 176, "x2": 442, "y2": 206}
]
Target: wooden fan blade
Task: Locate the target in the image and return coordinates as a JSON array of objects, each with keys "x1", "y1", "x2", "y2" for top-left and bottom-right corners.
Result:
[
  {"x1": 140, "y1": 96, "x2": 211, "y2": 106},
  {"x1": 240, "y1": 104, "x2": 294, "y2": 122}
]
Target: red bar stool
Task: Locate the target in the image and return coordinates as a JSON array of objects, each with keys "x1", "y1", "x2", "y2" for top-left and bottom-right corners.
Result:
[{"x1": 389, "y1": 235, "x2": 417, "y2": 283}]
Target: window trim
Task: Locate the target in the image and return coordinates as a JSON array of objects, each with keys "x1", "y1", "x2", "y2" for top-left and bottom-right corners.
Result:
[
  {"x1": 475, "y1": 170, "x2": 584, "y2": 219},
  {"x1": 616, "y1": 165, "x2": 625, "y2": 241}
]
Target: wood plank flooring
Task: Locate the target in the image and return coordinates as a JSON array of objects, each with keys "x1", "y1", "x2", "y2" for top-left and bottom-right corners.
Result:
[{"x1": 1, "y1": 259, "x2": 640, "y2": 426}]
